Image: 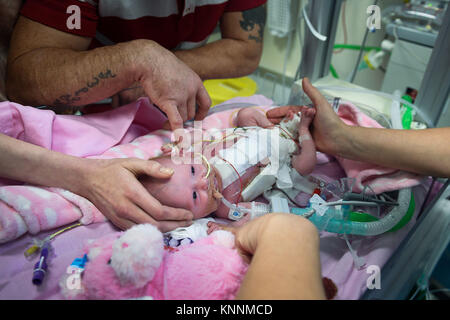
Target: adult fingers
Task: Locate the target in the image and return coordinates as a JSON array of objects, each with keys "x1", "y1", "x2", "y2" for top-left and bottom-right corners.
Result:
[
  {"x1": 256, "y1": 114, "x2": 275, "y2": 128},
  {"x1": 111, "y1": 94, "x2": 121, "y2": 108},
  {"x1": 120, "y1": 202, "x2": 160, "y2": 226},
  {"x1": 266, "y1": 105, "x2": 302, "y2": 119},
  {"x1": 162, "y1": 120, "x2": 171, "y2": 130},
  {"x1": 302, "y1": 77, "x2": 329, "y2": 107},
  {"x1": 178, "y1": 103, "x2": 189, "y2": 124},
  {"x1": 107, "y1": 210, "x2": 136, "y2": 230},
  {"x1": 194, "y1": 85, "x2": 211, "y2": 121},
  {"x1": 161, "y1": 101, "x2": 184, "y2": 130},
  {"x1": 267, "y1": 117, "x2": 282, "y2": 125},
  {"x1": 157, "y1": 205, "x2": 193, "y2": 221},
  {"x1": 121, "y1": 159, "x2": 178, "y2": 218},
  {"x1": 124, "y1": 158, "x2": 174, "y2": 179},
  {"x1": 187, "y1": 96, "x2": 196, "y2": 121}
]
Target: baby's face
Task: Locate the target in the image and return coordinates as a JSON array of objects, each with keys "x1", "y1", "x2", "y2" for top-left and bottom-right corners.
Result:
[{"x1": 141, "y1": 155, "x2": 222, "y2": 219}]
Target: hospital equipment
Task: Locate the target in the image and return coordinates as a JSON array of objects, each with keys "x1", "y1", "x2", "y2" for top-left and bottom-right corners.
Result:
[
  {"x1": 288, "y1": 0, "x2": 450, "y2": 289},
  {"x1": 202, "y1": 77, "x2": 258, "y2": 107},
  {"x1": 295, "y1": 0, "x2": 450, "y2": 128},
  {"x1": 220, "y1": 174, "x2": 414, "y2": 237},
  {"x1": 379, "y1": 0, "x2": 448, "y2": 100},
  {"x1": 32, "y1": 241, "x2": 49, "y2": 286}
]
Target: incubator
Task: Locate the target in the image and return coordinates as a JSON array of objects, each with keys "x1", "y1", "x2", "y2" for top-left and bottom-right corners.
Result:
[{"x1": 205, "y1": 73, "x2": 449, "y2": 299}]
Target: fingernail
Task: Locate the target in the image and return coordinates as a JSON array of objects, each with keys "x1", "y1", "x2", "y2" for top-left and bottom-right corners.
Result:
[{"x1": 160, "y1": 167, "x2": 174, "y2": 174}]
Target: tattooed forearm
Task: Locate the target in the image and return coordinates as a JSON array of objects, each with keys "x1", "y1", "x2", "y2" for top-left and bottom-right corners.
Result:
[
  {"x1": 239, "y1": 5, "x2": 266, "y2": 43},
  {"x1": 53, "y1": 69, "x2": 116, "y2": 107}
]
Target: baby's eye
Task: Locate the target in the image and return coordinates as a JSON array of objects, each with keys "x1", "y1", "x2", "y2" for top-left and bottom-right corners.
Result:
[
  {"x1": 193, "y1": 191, "x2": 197, "y2": 200},
  {"x1": 191, "y1": 166, "x2": 195, "y2": 175}
]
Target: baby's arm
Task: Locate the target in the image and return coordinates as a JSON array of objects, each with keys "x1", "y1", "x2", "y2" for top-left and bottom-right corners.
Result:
[
  {"x1": 291, "y1": 107, "x2": 317, "y2": 176},
  {"x1": 236, "y1": 107, "x2": 274, "y2": 128}
]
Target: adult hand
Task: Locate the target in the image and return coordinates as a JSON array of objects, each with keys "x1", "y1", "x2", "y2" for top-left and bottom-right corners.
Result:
[
  {"x1": 266, "y1": 78, "x2": 348, "y2": 155},
  {"x1": 208, "y1": 213, "x2": 313, "y2": 263},
  {"x1": 137, "y1": 41, "x2": 211, "y2": 130},
  {"x1": 79, "y1": 158, "x2": 193, "y2": 232},
  {"x1": 208, "y1": 214, "x2": 326, "y2": 299}
]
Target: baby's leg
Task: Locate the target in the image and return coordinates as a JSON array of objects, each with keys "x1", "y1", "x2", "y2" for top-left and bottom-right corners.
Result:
[{"x1": 292, "y1": 107, "x2": 317, "y2": 176}]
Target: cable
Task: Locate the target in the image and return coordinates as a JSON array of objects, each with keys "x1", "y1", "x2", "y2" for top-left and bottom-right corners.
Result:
[
  {"x1": 333, "y1": 1, "x2": 347, "y2": 54},
  {"x1": 418, "y1": 177, "x2": 437, "y2": 218},
  {"x1": 349, "y1": 0, "x2": 379, "y2": 83},
  {"x1": 321, "y1": 200, "x2": 379, "y2": 207},
  {"x1": 334, "y1": 44, "x2": 382, "y2": 51},
  {"x1": 302, "y1": 3, "x2": 327, "y2": 41},
  {"x1": 294, "y1": 1, "x2": 305, "y2": 81}
]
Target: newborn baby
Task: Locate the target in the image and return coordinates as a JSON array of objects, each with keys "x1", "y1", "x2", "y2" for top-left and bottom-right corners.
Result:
[{"x1": 140, "y1": 106, "x2": 318, "y2": 236}]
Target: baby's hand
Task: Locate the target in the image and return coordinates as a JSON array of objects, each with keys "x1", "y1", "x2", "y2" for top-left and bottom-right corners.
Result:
[
  {"x1": 298, "y1": 106, "x2": 316, "y2": 135},
  {"x1": 236, "y1": 107, "x2": 274, "y2": 128},
  {"x1": 207, "y1": 221, "x2": 226, "y2": 234}
]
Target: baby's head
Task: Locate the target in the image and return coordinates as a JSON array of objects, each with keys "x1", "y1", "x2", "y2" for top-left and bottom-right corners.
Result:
[{"x1": 140, "y1": 153, "x2": 223, "y2": 219}]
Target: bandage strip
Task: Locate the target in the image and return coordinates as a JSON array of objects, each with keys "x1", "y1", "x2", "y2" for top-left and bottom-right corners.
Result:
[{"x1": 298, "y1": 134, "x2": 312, "y2": 146}]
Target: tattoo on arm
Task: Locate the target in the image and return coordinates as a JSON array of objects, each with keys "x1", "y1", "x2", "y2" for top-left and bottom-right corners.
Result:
[
  {"x1": 239, "y1": 5, "x2": 266, "y2": 43},
  {"x1": 53, "y1": 69, "x2": 116, "y2": 107}
]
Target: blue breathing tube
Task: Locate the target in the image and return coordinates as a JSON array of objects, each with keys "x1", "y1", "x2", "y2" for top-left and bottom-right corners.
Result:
[{"x1": 290, "y1": 188, "x2": 413, "y2": 236}]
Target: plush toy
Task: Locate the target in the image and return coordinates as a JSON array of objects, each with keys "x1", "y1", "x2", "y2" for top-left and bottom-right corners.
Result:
[{"x1": 60, "y1": 224, "x2": 248, "y2": 300}]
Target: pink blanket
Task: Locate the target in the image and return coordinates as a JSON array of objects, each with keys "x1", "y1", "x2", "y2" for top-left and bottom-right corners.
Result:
[
  {"x1": 0, "y1": 96, "x2": 432, "y2": 299},
  {"x1": 335, "y1": 103, "x2": 424, "y2": 193}
]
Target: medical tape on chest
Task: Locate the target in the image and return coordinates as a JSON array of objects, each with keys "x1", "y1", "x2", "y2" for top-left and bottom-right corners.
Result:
[{"x1": 210, "y1": 127, "x2": 295, "y2": 191}]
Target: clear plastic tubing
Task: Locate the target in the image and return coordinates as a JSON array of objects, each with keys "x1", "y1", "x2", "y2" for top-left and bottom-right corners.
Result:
[{"x1": 291, "y1": 188, "x2": 412, "y2": 236}]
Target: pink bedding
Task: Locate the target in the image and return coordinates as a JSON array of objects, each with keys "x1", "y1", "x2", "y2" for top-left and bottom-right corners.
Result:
[{"x1": 0, "y1": 96, "x2": 429, "y2": 299}]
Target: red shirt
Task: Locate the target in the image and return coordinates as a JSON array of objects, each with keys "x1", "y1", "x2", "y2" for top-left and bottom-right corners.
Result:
[{"x1": 21, "y1": 0, "x2": 266, "y2": 50}]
